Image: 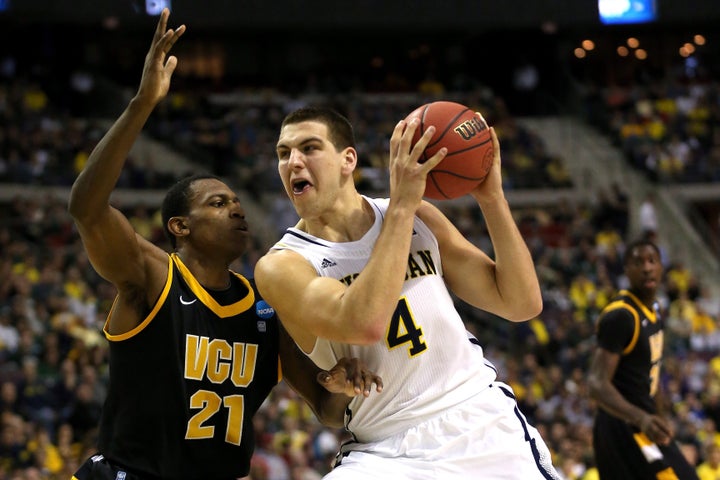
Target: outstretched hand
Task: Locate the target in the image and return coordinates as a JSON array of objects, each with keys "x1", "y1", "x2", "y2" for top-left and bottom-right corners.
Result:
[
  {"x1": 317, "y1": 357, "x2": 383, "y2": 398},
  {"x1": 136, "y1": 8, "x2": 186, "y2": 107}
]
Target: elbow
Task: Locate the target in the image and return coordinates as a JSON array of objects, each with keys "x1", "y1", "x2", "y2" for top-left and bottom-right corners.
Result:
[
  {"x1": 587, "y1": 376, "x2": 602, "y2": 400},
  {"x1": 67, "y1": 188, "x2": 89, "y2": 221},
  {"x1": 67, "y1": 194, "x2": 82, "y2": 220},
  {"x1": 527, "y1": 297, "x2": 544, "y2": 319},
  {"x1": 506, "y1": 296, "x2": 543, "y2": 322},
  {"x1": 67, "y1": 175, "x2": 105, "y2": 222},
  {"x1": 351, "y1": 320, "x2": 386, "y2": 345},
  {"x1": 333, "y1": 306, "x2": 388, "y2": 344},
  {"x1": 354, "y1": 329, "x2": 385, "y2": 345},
  {"x1": 527, "y1": 290, "x2": 544, "y2": 317}
]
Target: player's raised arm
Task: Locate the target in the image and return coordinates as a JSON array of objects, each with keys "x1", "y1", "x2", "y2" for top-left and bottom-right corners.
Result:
[
  {"x1": 422, "y1": 126, "x2": 542, "y2": 322},
  {"x1": 68, "y1": 8, "x2": 185, "y2": 288}
]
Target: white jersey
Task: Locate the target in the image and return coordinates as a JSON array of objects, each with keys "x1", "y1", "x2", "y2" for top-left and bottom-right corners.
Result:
[{"x1": 271, "y1": 196, "x2": 497, "y2": 443}]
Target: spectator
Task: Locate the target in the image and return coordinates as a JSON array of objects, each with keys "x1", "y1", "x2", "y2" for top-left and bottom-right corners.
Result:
[
  {"x1": 639, "y1": 192, "x2": 659, "y2": 236},
  {"x1": 697, "y1": 442, "x2": 720, "y2": 480}
]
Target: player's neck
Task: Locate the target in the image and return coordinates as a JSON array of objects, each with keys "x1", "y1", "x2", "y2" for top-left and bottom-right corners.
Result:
[
  {"x1": 175, "y1": 251, "x2": 232, "y2": 289},
  {"x1": 628, "y1": 287, "x2": 656, "y2": 309},
  {"x1": 303, "y1": 194, "x2": 374, "y2": 242}
]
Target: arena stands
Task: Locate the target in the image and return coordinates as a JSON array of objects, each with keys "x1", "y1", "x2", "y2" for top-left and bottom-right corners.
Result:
[{"x1": 1, "y1": 4, "x2": 720, "y2": 478}]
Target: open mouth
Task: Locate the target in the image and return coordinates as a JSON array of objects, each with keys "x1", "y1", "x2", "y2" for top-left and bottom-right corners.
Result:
[{"x1": 292, "y1": 179, "x2": 312, "y2": 194}]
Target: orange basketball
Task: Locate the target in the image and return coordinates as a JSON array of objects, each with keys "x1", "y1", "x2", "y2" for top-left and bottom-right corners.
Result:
[{"x1": 404, "y1": 101, "x2": 493, "y2": 200}]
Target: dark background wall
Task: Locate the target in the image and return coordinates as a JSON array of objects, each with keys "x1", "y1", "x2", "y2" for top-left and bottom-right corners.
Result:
[{"x1": 3, "y1": 0, "x2": 720, "y2": 31}]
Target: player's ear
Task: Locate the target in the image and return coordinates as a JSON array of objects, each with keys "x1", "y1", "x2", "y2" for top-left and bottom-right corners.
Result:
[
  {"x1": 340, "y1": 146, "x2": 358, "y2": 174},
  {"x1": 168, "y1": 217, "x2": 189, "y2": 237}
]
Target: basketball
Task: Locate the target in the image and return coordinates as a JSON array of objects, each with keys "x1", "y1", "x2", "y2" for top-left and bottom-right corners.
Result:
[{"x1": 404, "y1": 101, "x2": 494, "y2": 200}]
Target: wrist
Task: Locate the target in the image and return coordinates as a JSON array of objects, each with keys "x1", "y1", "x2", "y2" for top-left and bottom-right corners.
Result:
[
  {"x1": 474, "y1": 193, "x2": 507, "y2": 210},
  {"x1": 128, "y1": 95, "x2": 159, "y2": 114},
  {"x1": 634, "y1": 412, "x2": 650, "y2": 430}
]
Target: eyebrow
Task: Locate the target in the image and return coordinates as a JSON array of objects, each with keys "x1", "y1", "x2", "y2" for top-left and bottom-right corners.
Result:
[
  {"x1": 201, "y1": 192, "x2": 236, "y2": 203},
  {"x1": 276, "y1": 135, "x2": 324, "y2": 151}
]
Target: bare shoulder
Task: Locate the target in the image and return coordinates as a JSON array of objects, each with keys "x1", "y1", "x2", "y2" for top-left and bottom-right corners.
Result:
[
  {"x1": 256, "y1": 247, "x2": 305, "y2": 266},
  {"x1": 143, "y1": 237, "x2": 172, "y2": 269},
  {"x1": 416, "y1": 200, "x2": 453, "y2": 233},
  {"x1": 254, "y1": 249, "x2": 313, "y2": 281},
  {"x1": 416, "y1": 199, "x2": 443, "y2": 218},
  {"x1": 253, "y1": 248, "x2": 321, "y2": 333}
]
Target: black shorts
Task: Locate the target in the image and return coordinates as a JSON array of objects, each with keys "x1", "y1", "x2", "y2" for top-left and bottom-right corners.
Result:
[
  {"x1": 72, "y1": 454, "x2": 157, "y2": 480},
  {"x1": 593, "y1": 412, "x2": 699, "y2": 480}
]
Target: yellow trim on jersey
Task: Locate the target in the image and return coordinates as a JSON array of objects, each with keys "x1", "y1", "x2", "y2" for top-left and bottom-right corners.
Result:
[
  {"x1": 633, "y1": 436, "x2": 681, "y2": 480},
  {"x1": 656, "y1": 468, "x2": 680, "y2": 480},
  {"x1": 633, "y1": 432, "x2": 665, "y2": 463},
  {"x1": 171, "y1": 253, "x2": 255, "y2": 318},
  {"x1": 104, "y1": 255, "x2": 175, "y2": 342},
  {"x1": 601, "y1": 299, "x2": 640, "y2": 355},
  {"x1": 621, "y1": 289, "x2": 657, "y2": 323}
]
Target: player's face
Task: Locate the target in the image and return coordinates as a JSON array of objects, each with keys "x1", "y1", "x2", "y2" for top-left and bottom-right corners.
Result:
[
  {"x1": 186, "y1": 179, "x2": 249, "y2": 258},
  {"x1": 275, "y1": 120, "x2": 346, "y2": 215},
  {"x1": 624, "y1": 244, "x2": 662, "y2": 295}
]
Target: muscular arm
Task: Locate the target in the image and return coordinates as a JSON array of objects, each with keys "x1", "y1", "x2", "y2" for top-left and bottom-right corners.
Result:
[
  {"x1": 67, "y1": 9, "x2": 185, "y2": 334},
  {"x1": 255, "y1": 119, "x2": 447, "y2": 350},
  {"x1": 587, "y1": 347, "x2": 673, "y2": 445},
  {"x1": 422, "y1": 127, "x2": 542, "y2": 322},
  {"x1": 587, "y1": 347, "x2": 648, "y2": 426},
  {"x1": 68, "y1": 95, "x2": 164, "y2": 288},
  {"x1": 278, "y1": 326, "x2": 382, "y2": 428}
]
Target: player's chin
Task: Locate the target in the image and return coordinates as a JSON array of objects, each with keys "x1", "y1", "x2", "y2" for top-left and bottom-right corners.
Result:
[
  {"x1": 642, "y1": 279, "x2": 658, "y2": 291},
  {"x1": 229, "y1": 231, "x2": 250, "y2": 249}
]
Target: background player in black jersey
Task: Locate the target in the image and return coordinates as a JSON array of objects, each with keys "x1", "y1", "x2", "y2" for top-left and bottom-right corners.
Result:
[
  {"x1": 68, "y1": 9, "x2": 382, "y2": 480},
  {"x1": 588, "y1": 238, "x2": 698, "y2": 479}
]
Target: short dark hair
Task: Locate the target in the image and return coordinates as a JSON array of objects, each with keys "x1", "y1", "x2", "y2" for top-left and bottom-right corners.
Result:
[
  {"x1": 161, "y1": 173, "x2": 220, "y2": 248},
  {"x1": 281, "y1": 106, "x2": 356, "y2": 151},
  {"x1": 623, "y1": 238, "x2": 661, "y2": 265}
]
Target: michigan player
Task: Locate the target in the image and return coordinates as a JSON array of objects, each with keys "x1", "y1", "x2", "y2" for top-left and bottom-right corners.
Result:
[{"x1": 255, "y1": 106, "x2": 559, "y2": 478}]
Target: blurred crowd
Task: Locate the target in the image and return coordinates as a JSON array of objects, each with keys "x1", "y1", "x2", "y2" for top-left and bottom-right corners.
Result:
[
  {"x1": 2, "y1": 48, "x2": 720, "y2": 480},
  {"x1": 592, "y1": 77, "x2": 720, "y2": 184}
]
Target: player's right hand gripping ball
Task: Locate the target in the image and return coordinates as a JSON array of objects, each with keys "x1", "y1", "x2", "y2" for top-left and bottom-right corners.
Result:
[{"x1": 405, "y1": 101, "x2": 493, "y2": 200}]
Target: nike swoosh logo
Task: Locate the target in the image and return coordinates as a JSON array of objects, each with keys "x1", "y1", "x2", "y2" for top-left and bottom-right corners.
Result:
[{"x1": 180, "y1": 296, "x2": 197, "y2": 305}]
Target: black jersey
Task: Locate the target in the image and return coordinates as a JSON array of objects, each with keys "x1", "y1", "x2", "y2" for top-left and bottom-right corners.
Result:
[
  {"x1": 592, "y1": 289, "x2": 698, "y2": 479},
  {"x1": 594, "y1": 289, "x2": 663, "y2": 412},
  {"x1": 96, "y1": 253, "x2": 281, "y2": 480}
]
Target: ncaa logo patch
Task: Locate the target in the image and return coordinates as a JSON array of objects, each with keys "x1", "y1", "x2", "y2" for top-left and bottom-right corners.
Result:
[
  {"x1": 116, "y1": 472, "x2": 127, "y2": 480},
  {"x1": 255, "y1": 300, "x2": 275, "y2": 319}
]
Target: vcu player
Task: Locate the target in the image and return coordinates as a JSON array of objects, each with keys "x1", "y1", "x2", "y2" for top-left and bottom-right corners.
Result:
[
  {"x1": 68, "y1": 10, "x2": 381, "y2": 480},
  {"x1": 588, "y1": 239, "x2": 698, "y2": 479}
]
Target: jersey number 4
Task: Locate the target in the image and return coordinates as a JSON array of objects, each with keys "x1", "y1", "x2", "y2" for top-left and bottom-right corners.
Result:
[{"x1": 387, "y1": 297, "x2": 427, "y2": 356}]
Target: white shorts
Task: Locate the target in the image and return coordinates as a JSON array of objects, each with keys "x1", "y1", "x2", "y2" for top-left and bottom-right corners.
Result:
[{"x1": 324, "y1": 382, "x2": 560, "y2": 480}]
